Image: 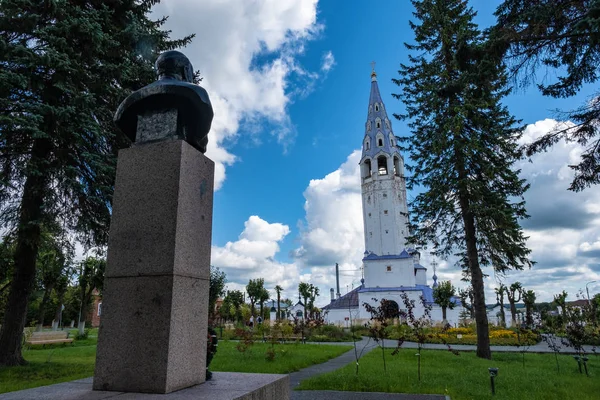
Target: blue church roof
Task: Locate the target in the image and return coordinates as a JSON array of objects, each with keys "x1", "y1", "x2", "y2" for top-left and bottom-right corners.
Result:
[{"x1": 362, "y1": 251, "x2": 412, "y2": 261}]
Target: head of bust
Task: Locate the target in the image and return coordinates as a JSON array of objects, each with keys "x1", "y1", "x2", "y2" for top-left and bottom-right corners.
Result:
[{"x1": 155, "y1": 50, "x2": 194, "y2": 83}]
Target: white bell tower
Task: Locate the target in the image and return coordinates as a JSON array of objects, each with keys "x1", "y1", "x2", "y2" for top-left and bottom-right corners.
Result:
[{"x1": 360, "y1": 65, "x2": 423, "y2": 288}]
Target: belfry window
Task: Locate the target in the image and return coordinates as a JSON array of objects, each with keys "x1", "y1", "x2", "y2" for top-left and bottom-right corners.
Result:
[
  {"x1": 375, "y1": 104, "x2": 379, "y2": 112},
  {"x1": 362, "y1": 159, "x2": 372, "y2": 178},
  {"x1": 376, "y1": 121, "x2": 381, "y2": 129},
  {"x1": 393, "y1": 156, "x2": 401, "y2": 176},
  {"x1": 377, "y1": 156, "x2": 388, "y2": 175},
  {"x1": 378, "y1": 138, "x2": 383, "y2": 147}
]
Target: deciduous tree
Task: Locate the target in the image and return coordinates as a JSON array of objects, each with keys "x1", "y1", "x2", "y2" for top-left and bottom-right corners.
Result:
[
  {"x1": 393, "y1": 0, "x2": 533, "y2": 359},
  {"x1": 432, "y1": 281, "x2": 456, "y2": 324}
]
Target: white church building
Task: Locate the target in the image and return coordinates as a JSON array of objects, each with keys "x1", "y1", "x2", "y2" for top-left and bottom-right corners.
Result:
[{"x1": 323, "y1": 68, "x2": 463, "y2": 327}]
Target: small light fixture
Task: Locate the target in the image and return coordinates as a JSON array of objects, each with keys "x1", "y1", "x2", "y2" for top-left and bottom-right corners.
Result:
[{"x1": 488, "y1": 367, "x2": 499, "y2": 395}]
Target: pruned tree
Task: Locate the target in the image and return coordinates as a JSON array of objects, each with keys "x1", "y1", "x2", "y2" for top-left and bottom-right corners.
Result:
[
  {"x1": 274, "y1": 285, "x2": 283, "y2": 321},
  {"x1": 35, "y1": 230, "x2": 74, "y2": 331},
  {"x1": 298, "y1": 282, "x2": 311, "y2": 320},
  {"x1": 495, "y1": 284, "x2": 508, "y2": 327},
  {"x1": 0, "y1": 0, "x2": 194, "y2": 366},
  {"x1": 432, "y1": 281, "x2": 456, "y2": 324},
  {"x1": 491, "y1": 0, "x2": 600, "y2": 191},
  {"x1": 77, "y1": 257, "x2": 106, "y2": 335},
  {"x1": 507, "y1": 282, "x2": 523, "y2": 327},
  {"x1": 209, "y1": 266, "x2": 226, "y2": 321},
  {"x1": 522, "y1": 289, "x2": 536, "y2": 328},
  {"x1": 554, "y1": 290, "x2": 569, "y2": 322},
  {"x1": 393, "y1": 0, "x2": 533, "y2": 359},
  {"x1": 246, "y1": 278, "x2": 265, "y2": 317},
  {"x1": 258, "y1": 287, "x2": 270, "y2": 320}
]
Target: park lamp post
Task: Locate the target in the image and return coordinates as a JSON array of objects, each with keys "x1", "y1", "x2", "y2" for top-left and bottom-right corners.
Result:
[
  {"x1": 586, "y1": 280, "x2": 597, "y2": 305},
  {"x1": 488, "y1": 367, "x2": 499, "y2": 395}
]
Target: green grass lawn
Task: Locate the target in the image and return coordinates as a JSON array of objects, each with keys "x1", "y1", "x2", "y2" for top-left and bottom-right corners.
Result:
[
  {"x1": 297, "y1": 348, "x2": 599, "y2": 400},
  {"x1": 211, "y1": 341, "x2": 352, "y2": 374},
  {"x1": 0, "y1": 338, "x2": 351, "y2": 394}
]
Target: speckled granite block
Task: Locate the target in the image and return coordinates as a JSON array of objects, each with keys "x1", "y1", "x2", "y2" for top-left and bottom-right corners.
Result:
[
  {"x1": 93, "y1": 140, "x2": 214, "y2": 394},
  {"x1": 0, "y1": 373, "x2": 290, "y2": 400}
]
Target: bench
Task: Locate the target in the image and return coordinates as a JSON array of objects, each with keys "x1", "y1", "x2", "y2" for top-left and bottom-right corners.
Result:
[
  {"x1": 25, "y1": 331, "x2": 74, "y2": 347},
  {"x1": 262, "y1": 335, "x2": 305, "y2": 343}
]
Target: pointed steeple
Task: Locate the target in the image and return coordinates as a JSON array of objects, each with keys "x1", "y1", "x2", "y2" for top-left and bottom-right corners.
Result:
[{"x1": 361, "y1": 65, "x2": 401, "y2": 162}]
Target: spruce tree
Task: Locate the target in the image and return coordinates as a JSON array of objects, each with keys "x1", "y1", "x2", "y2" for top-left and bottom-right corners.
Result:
[
  {"x1": 0, "y1": 0, "x2": 193, "y2": 366},
  {"x1": 393, "y1": 0, "x2": 533, "y2": 359},
  {"x1": 491, "y1": 0, "x2": 600, "y2": 191}
]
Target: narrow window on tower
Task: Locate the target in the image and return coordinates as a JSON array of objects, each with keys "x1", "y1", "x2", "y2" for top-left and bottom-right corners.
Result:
[
  {"x1": 386, "y1": 266, "x2": 392, "y2": 272},
  {"x1": 378, "y1": 138, "x2": 383, "y2": 146},
  {"x1": 375, "y1": 104, "x2": 379, "y2": 112},
  {"x1": 368, "y1": 213, "x2": 371, "y2": 217},
  {"x1": 382, "y1": 193, "x2": 387, "y2": 198},
  {"x1": 385, "y1": 230, "x2": 389, "y2": 234},
  {"x1": 384, "y1": 210, "x2": 388, "y2": 215},
  {"x1": 369, "y1": 232, "x2": 373, "y2": 237},
  {"x1": 377, "y1": 156, "x2": 388, "y2": 175}
]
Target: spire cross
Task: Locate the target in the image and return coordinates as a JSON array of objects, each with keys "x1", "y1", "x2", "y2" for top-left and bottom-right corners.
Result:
[
  {"x1": 431, "y1": 259, "x2": 438, "y2": 275},
  {"x1": 370, "y1": 61, "x2": 376, "y2": 72}
]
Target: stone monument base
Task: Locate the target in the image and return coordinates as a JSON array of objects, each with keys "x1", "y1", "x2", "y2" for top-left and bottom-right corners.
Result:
[{"x1": 0, "y1": 373, "x2": 289, "y2": 400}]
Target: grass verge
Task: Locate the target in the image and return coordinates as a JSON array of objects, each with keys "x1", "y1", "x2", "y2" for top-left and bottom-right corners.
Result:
[
  {"x1": 0, "y1": 339, "x2": 351, "y2": 394},
  {"x1": 296, "y1": 348, "x2": 599, "y2": 400},
  {"x1": 211, "y1": 341, "x2": 352, "y2": 374}
]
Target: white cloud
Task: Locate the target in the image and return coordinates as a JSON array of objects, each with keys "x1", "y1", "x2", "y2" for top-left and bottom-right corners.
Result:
[
  {"x1": 291, "y1": 119, "x2": 600, "y2": 305},
  {"x1": 211, "y1": 216, "x2": 300, "y2": 299},
  {"x1": 151, "y1": 0, "x2": 329, "y2": 189},
  {"x1": 321, "y1": 51, "x2": 336, "y2": 72}
]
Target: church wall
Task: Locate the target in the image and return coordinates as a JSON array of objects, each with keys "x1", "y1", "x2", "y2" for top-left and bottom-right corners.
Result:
[
  {"x1": 363, "y1": 258, "x2": 415, "y2": 288},
  {"x1": 415, "y1": 269, "x2": 427, "y2": 285},
  {"x1": 429, "y1": 306, "x2": 464, "y2": 327},
  {"x1": 324, "y1": 307, "x2": 360, "y2": 327}
]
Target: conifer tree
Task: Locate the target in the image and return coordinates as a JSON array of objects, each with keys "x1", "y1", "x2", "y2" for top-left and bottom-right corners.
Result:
[
  {"x1": 393, "y1": 0, "x2": 533, "y2": 359},
  {"x1": 491, "y1": 0, "x2": 600, "y2": 191},
  {"x1": 0, "y1": 0, "x2": 193, "y2": 366}
]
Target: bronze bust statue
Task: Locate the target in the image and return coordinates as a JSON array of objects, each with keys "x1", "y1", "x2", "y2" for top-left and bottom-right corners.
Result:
[{"x1": 114, "y1": 51, "x2": 213, "y2": 153}]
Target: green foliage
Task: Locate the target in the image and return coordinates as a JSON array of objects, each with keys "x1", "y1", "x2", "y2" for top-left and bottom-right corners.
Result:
[
  {"x1": 432, "y1": 281, "x2": 456, "y2": 321},
  {"x1": 393, "y1": 0, "x2": 533, "y2": 359},
  {"x1": 246, "y1": 278, "x2": 266, "y2": 316},
  {"x1": 0, "y1": 0, "x2": 194, "y2": 365},
  {"x1": 74, "y1": 329, "x2": 90, "y2": 341},
  {"x1": 209, "y1": 266, "x2": 226, "y2": 319},
  {"x1": 491, "y1": 0, "x2": 600, "y2": 191}
]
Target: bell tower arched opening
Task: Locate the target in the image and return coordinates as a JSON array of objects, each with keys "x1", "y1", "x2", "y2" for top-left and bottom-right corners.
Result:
[
  {"x1": 377, "y1": 155, "x2": 388, "y2": 175},
  {"x1": 362, "y1": 159, "x2": 372, "y2": 178},
  {"x1": 393, "y1": 156, "x2": 401, "y2": 176}
]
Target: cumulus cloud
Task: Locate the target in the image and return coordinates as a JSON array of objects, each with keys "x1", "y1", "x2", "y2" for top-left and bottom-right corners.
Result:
[
  {"x1": 211, "y1": 216, "x2": 300, "y2": 298},
  {"x1": 152, "y1": 0, "x2": 329, "y2": 189},
  {"x1": 290, "y1": 119, "x2": 600, "y2": 305}
]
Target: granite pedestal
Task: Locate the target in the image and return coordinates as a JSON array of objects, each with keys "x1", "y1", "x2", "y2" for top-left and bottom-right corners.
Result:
[
  {"x1": 94, "y1": 139, "x2": 214, "y2": 394},
  {"x1": 0, "y1": 373, "x2": 290, "y2": 400}
]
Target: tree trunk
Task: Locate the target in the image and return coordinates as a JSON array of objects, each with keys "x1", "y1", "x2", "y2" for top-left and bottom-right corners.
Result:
[
  {"x1": 499, "y1": 299, "x2": 506, "y2": 328},
  {"x1": 36, "y1": 286, "x2": 53, "y2": 331},
  {"x1": 442, "y1": 306, "x2": 447, "y2": 324},
  {"x1": 510, "y1": 302, "x2": 517, "y2": 327},
  {"x1": 53, "y1": 290, "x2": 66, "y2": 331},
  {"x1": 456, "y1": 154, "x2": 492, "y2": 359},
  {"x1": 0, "y1": 138, "x2": 51, "y2": 366},
  {"x1": 277, "y1": 293, "x2": 281, "y2": 321}
]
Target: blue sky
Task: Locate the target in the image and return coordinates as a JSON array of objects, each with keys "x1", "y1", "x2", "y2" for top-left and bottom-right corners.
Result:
[{"x1": 152, "y1": 0, "x2": 600, "y2": 306}]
